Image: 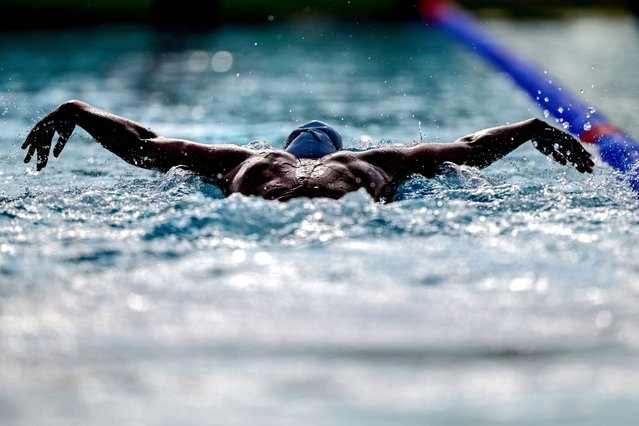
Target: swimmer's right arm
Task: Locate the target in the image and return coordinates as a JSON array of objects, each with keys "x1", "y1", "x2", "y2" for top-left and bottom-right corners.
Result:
[{"x1": 22, "y1": 100, "x2": 254, "y2": 176}]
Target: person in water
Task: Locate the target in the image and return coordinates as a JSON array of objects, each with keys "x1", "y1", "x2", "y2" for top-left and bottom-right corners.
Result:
[{"x1": 22, "y1": 100, "x2": 594, "y2": 202}]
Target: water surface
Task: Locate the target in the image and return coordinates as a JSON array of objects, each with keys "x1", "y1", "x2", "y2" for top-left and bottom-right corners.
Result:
[{"x1": 1, "y1": 16, "x2": 639, "y2": 425}]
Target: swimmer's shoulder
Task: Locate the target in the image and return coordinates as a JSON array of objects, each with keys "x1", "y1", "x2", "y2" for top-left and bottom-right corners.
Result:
[
  {"x1": 320, "y1": 149, "x2": 395, "y2": 168},
  {"x1": 318, "y1": 150, "x2": 361, "y2": 163}
]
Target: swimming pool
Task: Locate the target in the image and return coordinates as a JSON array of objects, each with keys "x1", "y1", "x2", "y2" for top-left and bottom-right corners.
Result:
[{"x1": 1, "y1": 15, "x2": 639, "y2": 425}]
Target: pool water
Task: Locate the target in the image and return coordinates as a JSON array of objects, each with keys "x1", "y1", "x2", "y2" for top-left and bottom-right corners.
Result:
[{"x1": 2, "y1": 15, "x2": 639, "y2": 425}]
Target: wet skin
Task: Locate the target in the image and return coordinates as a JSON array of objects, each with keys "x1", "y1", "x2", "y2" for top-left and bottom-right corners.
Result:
[
  {"x1": 22, "y1": 100, "x2": 594, "y2": 202},
  {"x1": 227, "y1": 151, "x2": 398, "y2": 201}
]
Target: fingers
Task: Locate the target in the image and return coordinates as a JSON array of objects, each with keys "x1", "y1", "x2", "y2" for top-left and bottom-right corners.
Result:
[
  {"x1": 22, "y1": 124, "x2": 46, "y2": 163},
  {"x1": 21, "y1": 110, "x2": 75, "y2": 169},
  {"x1": 53, "y1": 136, "x2": 68, "y2": 158},
  {"x1": 22, "y1": 121, "x2": 48, "y2": 151},
  {"x1": 53, "y1": 120, "x2": 74, "y2": 158},
  {"x1": 532, "y1": 139, "x2": 552, "y2": 156},
  {"x1": 550, "y1": 149, "x2": 567, "y2": 166},
  {"x1": 565, "y1": 147, "x2": 595, "y2": 173},
  {"x1": 576, "y1": 162, "x2": 594, "y2": 173},
  {"x1": 36, "y1": 127, "x2": 54, "y2": 171},
  {"x1": 36, "y1": 153, "x2": 49, "y2": 171},
  {"x1": 23, "y1": 144, "x2": 36, "y2": 163},
  {"x1": 577, "y1": 156, "x2": 595, "y2": 173},
  {"x1": 556, "y1": 137, "x2": 595, "y2": 173},
  {"x1": 534, "y1": 134, "x2": 595, "y2": 173},
  {"x1": 21, "y1": 120, "x2": 54, "y2": 169}
]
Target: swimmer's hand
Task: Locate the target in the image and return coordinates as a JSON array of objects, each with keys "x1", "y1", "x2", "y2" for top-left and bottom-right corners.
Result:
[
  {"x1": 22, "y1": 103, "x2": 76, "y2": 171},
  {"x1": 532, "y1": 124, "x2": 594, "y2": 173}
]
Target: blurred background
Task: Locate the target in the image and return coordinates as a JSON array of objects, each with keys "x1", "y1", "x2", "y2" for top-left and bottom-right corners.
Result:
[{"x1": 0, "y1": 0, "x2": 637, "y2": 30}]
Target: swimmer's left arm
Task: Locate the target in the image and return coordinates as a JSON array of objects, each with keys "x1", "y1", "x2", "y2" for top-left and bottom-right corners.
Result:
[
  {"x1": 362, "y1": 118, "x2": 593, "y2": 178},
  {"x1": 445, "y1": 118, "x2": 594, "y2": 173}
]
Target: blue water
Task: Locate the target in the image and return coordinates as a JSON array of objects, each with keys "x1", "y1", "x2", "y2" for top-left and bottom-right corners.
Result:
[{"x1": 2, "y1": 15, "x2": 639, "y2": 425}]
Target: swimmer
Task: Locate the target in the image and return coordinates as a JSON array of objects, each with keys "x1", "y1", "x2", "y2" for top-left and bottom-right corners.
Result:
[{"x1": 22, "y1": 100, "x2": 594, "y2": 202}]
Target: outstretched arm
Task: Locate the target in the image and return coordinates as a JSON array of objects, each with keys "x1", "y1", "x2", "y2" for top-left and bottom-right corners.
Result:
[
  {"x1": 358, "y1": 118, "x2": 594, "y2": 179},
  {"x1": 22, "y1": 100, "x2": 254, "y2": 177}
]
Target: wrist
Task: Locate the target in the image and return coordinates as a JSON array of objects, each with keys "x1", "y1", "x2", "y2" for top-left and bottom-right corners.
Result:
[
  {"x1": 527, "y1": 117, "x2": 546, "y2": 131},
  {"x1": 58, "y1": 99, "x2": 87, "y2": 117}
]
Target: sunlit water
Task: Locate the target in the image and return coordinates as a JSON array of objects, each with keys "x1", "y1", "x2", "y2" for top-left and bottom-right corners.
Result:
[{"x1": 2, "y1": 15, "x2": 639, "y2": 425}]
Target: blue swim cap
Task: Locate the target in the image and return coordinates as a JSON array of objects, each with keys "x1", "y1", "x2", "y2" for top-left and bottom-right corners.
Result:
[{"x1": 284, "y1": 120, "x2": 343, "y2": 159}]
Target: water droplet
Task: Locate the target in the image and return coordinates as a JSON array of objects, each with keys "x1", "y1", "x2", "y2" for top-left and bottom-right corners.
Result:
[
  {"x1": 595, "y1": 310, "x2": 613, "y2": 329},
  {"x1": 557, "y1": 106, "x2": 564, "y2": 113},
  {"x1": 544, "y1": 97, "x2": 549, "y2": 103},
  {"x1": 562, "y1": 122, "x2": 570, "y2": 129},
  {"x1": 543, "y1": 110, "x2": 549, "y2": 118},
  {"x1": 583, "y1": 122, "x2": 592, "y2": 131},
  {"x1": 191, "y1": 106, "x2": 205, "y2": 120},
  {"x1": 232, "y1": 250, "x2": 246, "y2": 263},
  {"x1": 211, "y1": 51, "x2": 233, "y2": 73}
]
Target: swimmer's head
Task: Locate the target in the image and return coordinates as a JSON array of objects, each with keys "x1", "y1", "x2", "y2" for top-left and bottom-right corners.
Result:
[{"x1": 283, "y1": 120, "x2": 343, "y2": 159}]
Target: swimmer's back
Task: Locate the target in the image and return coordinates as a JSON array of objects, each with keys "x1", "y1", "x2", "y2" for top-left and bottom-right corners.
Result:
[{"x1": 224, "y1": 151, "x2": 398, "y2": 201}]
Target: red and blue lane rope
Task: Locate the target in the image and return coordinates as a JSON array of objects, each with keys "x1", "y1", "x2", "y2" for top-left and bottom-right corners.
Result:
[{"x1": 420, "y1": 0, "x2": 639, "y2": 191}]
